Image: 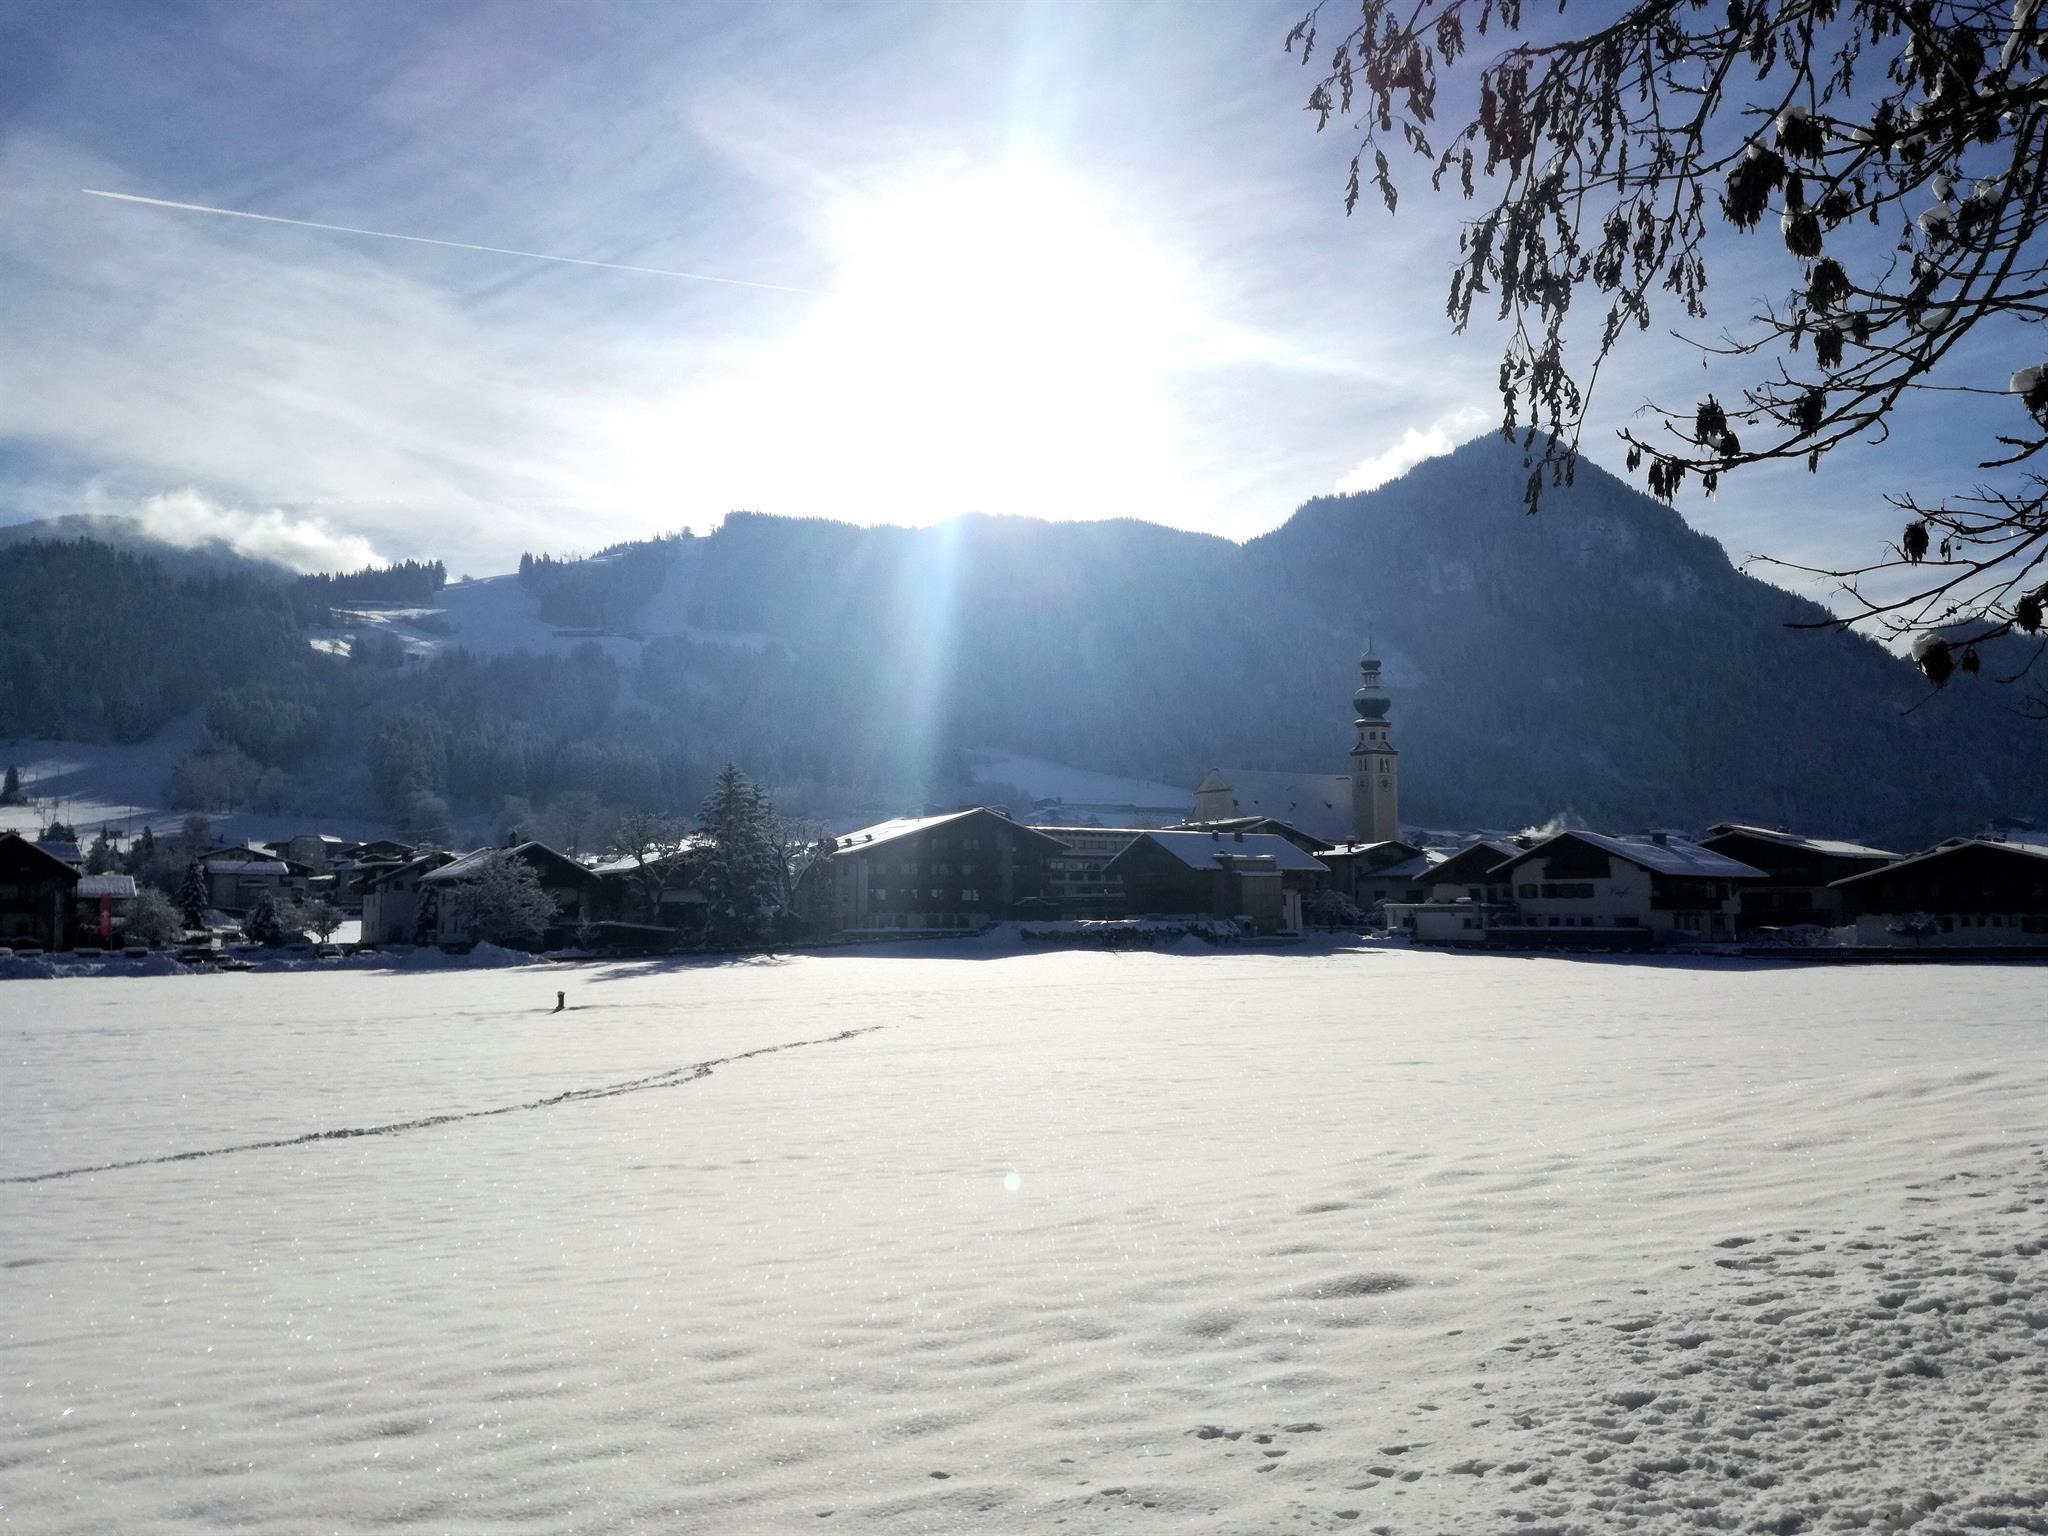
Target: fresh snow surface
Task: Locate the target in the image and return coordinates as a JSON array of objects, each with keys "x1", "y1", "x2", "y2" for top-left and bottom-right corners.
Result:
[{"x1": 4, "y1": 946, "x2": 2046, "y2": 1533}]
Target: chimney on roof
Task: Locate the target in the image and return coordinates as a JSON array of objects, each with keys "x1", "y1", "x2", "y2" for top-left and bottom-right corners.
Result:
[
  {"x1": 1233, "y1": 830, "x2": 1244, "y2": 841},
  {"x1": 1651, "y1": 831, "x2": 1669, "y2": 846}
]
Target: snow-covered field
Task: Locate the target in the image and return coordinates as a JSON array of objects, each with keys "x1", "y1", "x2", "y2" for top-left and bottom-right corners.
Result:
[{"x1": 4, "y1": 946, "x2": 2044, "y2": 1533}]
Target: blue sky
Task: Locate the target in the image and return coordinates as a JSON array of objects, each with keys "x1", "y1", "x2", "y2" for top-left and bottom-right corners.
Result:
[{"x1": 0, "y1": 0, "x2": 1951, "y2": 587}]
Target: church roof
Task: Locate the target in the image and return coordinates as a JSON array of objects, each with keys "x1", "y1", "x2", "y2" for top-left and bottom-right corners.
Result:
[{"x1": 1193, "y1": 770, "x2": 1354, "y2": 845}]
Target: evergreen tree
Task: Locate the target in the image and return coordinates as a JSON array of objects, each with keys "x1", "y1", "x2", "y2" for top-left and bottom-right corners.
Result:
[
  {"x1": 697, "y1": 763, "x2": 782, "y2": 949},
  {"x1": 85, "y1": 826, "x2": 117, "y2": 875},
  {"x1": 243, "y1": 891, "x2": 288, "y2": 947},
  {"x1": 412, "y1": 884, "x2": 440, "y2": 946},
  {"x1": 177, "y1": 860, "x2": 209, "y2": 930},
  {"x1": 0, "y1": 764, "x2": 20, "y2": 804}
]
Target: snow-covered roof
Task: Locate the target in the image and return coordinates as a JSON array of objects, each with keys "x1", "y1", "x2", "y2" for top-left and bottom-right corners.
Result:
[
  {"x1": 1116, "y1": 830, "x2": 1329, "y2": 875},
  {"x1": 1362, "y1": 849, "x2": 1450, "y2": 881},
  {"x1": 1829, "y1": 838, "x2": 2048, "y2": 887},
  {"x1": 585, "y1": 839, "x2": 709, "y2": 877},
  {"x1": 1500, "y1": 830, "x2": 1767, "y2": 880},
  {"x1": 1193, "y1": 770, "x2": 1354, "y2": 845},
  {"x1": 1703, "y1": 823, "x2": 1898, "y2": 860},
  {"x1": 75, "y1": 874, "x2": 136, "y2": 899},
  {"x1": 422, "y1": 841, "x2": 600, "y2": 886},
  {"x1": 1424, "y1": 839, "x2": 1524, "y2": 881},
  {"x1": 35, "y1": 840, "x2": 82, "y2": 866},
  {"x1": 827, "y1": 808, "x2": 1066, "y2": 858},
  {"x1": 203, "y1": 859, "x2": 290, "y2": 877}
]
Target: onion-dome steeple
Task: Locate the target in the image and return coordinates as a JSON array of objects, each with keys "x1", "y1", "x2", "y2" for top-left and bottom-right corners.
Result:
[{"x1": 1353, "y1": 651, "x2": 1391, "y2": 722}]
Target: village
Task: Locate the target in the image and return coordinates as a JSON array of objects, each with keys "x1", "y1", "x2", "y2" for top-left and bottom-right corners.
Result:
[{"x1": 2, "y1": 653, "x2": 2042, "y2": 965}]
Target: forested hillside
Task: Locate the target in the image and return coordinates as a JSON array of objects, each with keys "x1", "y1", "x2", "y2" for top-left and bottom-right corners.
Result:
[{"x1": 2, "y1": 436, "x2": 2041, "y2": 845}]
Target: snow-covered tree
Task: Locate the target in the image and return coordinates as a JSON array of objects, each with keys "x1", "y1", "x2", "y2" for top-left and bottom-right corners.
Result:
[
  {"x1": 1887, "y1": 911, "x2": 1944, "y2": 947},
  {"x1": 125, "y1": 887, "x2": 182, "y2": 948},
  {"x1": 297, "y1": 897, "x2": 343, "y2": 943},
  {"x1": 466, "y1": 853, "x2": 558, "y2": 949}
]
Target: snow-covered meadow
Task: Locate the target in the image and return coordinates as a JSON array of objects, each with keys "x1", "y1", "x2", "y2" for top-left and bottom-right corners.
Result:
[{"x1": 4, "y1": 945, "x2": 2044, "y2": 1533}]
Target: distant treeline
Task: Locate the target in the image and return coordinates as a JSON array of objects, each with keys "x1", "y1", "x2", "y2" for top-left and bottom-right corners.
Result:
[
  {"x1": 518, "y1": 532, "x2": 690, "y2": 628},
  {"x1": 0, "y1": 540, "x2": 317, "y2": 744},
  {"x1": 297, "y1": 559, "x2": 448, "y2": 606}
]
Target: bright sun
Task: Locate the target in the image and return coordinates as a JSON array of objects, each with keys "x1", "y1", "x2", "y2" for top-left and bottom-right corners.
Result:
[
  {"x1": 620, "y1": 157, "x2": 1229, "y2": 528},
  {"x1": 804, "y1": 157, "x2": 1207, "y2": 502}
]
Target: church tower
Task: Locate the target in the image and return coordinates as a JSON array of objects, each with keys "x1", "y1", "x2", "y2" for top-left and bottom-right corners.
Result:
[{"x1": 1348, "y1": 651, "x2": 1399, "y2": 843}]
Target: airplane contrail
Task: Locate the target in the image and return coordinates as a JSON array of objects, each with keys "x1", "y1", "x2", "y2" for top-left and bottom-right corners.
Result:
[{"x1": 80, "y1": 187, "x2": 826, "y2": 295}]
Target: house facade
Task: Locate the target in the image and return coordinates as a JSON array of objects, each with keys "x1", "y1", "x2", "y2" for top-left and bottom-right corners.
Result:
[
  {"x1": 1831, "y1": 839, "x2": 2048, "y2": 946},
  {"x1": 359, "y1": 850, "x2": 457, "y2": 944},
  {"x1": 1484, "y1": 831, "x2": 1765, "y2": 943},
  {"x1": 0, "y1": 831, "x2": 81, "y2": 950},
  {"x1": 1103, "y1": 829, "x2": 1327, "y2": 933},
  {"x1": 421, "y1": 842, "x2": 602, "y2": 948},
  {"x1": 201, "y1": 850, "x2": 312, "y2": 915},
  {"x1": 1698, "y1": 823, "x2": 1897, "y2": 930},
  {"x1": 1319, "y1": 839, "x2": 1442, "y2": 911},
  {"x1": 74, "y1": 873, "x2": 138, "y2": 946},
  {"x1": 801, "y1": 807, "x2": 1067, "y2": 937},
  {"x1": 1029, "y1": 826, "x2": 1145, "y2": 918}
]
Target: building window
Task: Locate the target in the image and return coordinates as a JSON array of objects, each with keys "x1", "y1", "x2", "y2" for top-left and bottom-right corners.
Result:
[
  {"x1": 1519, "y1": 883, "x2": 1537, "y2": 898},
  {"x1": 962, "y1": 888, "x2": 980, "y2": 902},
  {"x1": 872, "y1": 888, "x2": 887, "y2": 902}
]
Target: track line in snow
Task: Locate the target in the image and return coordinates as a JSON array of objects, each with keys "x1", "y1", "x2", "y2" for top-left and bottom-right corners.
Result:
[{"x1": 3, "y1": 1025, "x2": 883, "y2": 1185}]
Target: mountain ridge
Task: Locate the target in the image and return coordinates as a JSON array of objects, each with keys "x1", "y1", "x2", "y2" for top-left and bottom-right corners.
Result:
[{"x1": 1, "y1": 435, "x2": 2039, "y2": 846}]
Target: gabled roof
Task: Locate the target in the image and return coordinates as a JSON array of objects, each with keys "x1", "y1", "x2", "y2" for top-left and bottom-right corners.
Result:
[
  {"x1": 359, "y1": 850, "x2": 455, "y2": 890},
  {"x1": 1424, "y1": 839, "x2": 1523, "y2": 883},
  {"x1": 1174, "y1": 815, "x2": 1331, "y2": 852},
  {"x1": 203, "y1": 859, "x2": 291, "y2": 877},
  {"x1": 1494, "y1": 830, "x2": 1767, "y2": 880},
  {"x1": 827, "y1": 807, "x2": 1070, "y2": 858},
  {"x1": 1106, "y1": 829, "x2": 1329, "y2": 876},
  {"x1": 1357, "y1": 848, "x2": 1449, "y2": 881},
  {"x1": 1318, "y1": 838, "x2": 1423, "y2": 868},
  {"x1": 35, "y1": 840, "x2": 82, "y2": 867},
  {"x1": 1193, "y1": 769, "x2": 1354, "y2": 845},
  {"x1": 1702, "y1": 823, "x2": 1898, "y2": 861},
  {"x1": 76, "y1": 873, "x2": 137, "y2": 899},
  {"x1": 422, "y1": 840, "x2": 603, "y2": 888},
  {"x1": 0, "y1": 831, "x2": 82, "y2": 883},
  {"x1": 585, "y1": 838, "x2": 711, "y2": 877},
  {"x1": 1828, "y1": 838, "x2": 2048, "y2": 887}
]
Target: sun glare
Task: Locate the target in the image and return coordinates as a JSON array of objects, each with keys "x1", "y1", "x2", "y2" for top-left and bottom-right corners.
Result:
[{"x1": 616, "y1": 158, "x2": 1224, "y2": 528}]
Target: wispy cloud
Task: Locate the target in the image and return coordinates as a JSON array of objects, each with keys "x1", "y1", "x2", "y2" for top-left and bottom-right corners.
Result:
[
  {"x1": 130, "y1": 489, "x2": 383, "y2": 573},
  {"x1": 1334, "y1": 406, "x2": 1491, "y2": 495}
]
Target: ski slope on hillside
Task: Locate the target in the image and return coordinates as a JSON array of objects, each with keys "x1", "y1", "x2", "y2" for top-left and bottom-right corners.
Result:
[{"x1": 5, "y1": 947, "x2": 2044, "y2": 1533}]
